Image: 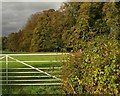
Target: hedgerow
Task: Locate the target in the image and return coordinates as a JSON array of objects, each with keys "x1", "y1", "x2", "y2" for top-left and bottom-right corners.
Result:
[{"x1": 62, "y1": 36, "x2": 120, "y2": 94}]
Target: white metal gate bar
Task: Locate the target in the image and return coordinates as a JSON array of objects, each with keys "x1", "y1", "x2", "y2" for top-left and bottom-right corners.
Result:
[
  {"x1": 0, "y1": 56, "x2": 5, "y2": 60},
  {"x1": 1, "y1": 79, "x2": 60, "y2": 82},
  {"x1": 2, "y1": 53, "x2": 69, "y2": 56},
  {"x1": 2, "y1": 75, "x2": 61, "y2": 78},
  {"x1": 1, "y1": 60, "x2": 66, "y2": 62},
  {"x1": 8, "y1": 56, "x2": 61, "y2": 81},
  {"x1": 1, "y1": 83, "x2": 62, "y2": 86},
  {"x1": 1, "y1": 67, "x2": 61, "y2": 70},
  {"x1": 6, "y1": 55, "x2": 8, "y2": 84},
  {"x1": 2, "y1": 71, "x2": 60, "y2": 73}
]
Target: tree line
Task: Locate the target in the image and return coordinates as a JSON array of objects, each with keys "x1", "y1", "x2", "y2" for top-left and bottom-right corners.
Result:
[{"x1": 2, "y1": 2, "x2": 120, "y2": 52}]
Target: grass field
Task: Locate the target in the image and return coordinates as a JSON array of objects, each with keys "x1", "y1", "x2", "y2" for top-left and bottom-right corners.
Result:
[{"x1": 1, "y1": 53, "x2": 67, "y2": 94}]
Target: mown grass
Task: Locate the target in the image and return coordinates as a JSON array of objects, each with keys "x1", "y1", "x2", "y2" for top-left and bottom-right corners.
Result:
[{"x1": 1, "y1": 53, "x2": 66, "y2": 94}]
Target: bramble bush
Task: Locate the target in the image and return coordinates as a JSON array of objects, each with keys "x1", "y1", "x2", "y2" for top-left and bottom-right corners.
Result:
[{"x1": 62, "y1": 36, "x2": 120, "y2": 94}]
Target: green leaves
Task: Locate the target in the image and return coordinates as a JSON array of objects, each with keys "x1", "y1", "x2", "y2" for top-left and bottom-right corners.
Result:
[{"x1": 62, "y1": 36, "x2": 120, "y2": 94}]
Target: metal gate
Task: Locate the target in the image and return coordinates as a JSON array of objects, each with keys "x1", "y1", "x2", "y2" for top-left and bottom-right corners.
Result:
[{"x1": 0, "y1": 53, "x2": 66, "y2": 86}]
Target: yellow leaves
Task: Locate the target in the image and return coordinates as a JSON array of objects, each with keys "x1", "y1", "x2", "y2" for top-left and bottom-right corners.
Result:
[
  {"x1": 85, "y1": 54, "x2": 91, "y2": 63},
  {"x1": 93, "y1": 68, "x2": 104, "y2": 76},
  {"x1": 95, "y1": 68, "x2": 99, "y2": 73},
  {"x1": 92, "y1": 54, "x2": 100, "y2": 60},
  {"x1": 116, "y1": 50, "x2": 120, "y2": 54},
  {"x1": 100, "y1": 71, "x2": 104, "y2": 75},
  {"x1": 96, "y1": 54, "x2": 100, "y2": 58},
  {"x1": 91, "y1": 82, "x2": 95, "y2": 86},
  {"x1": 75, "y1": 76, "x2": 78, "y2": 80},
  {"x1": 112, "y1": 60, "x2": 115, "y2": 63},
  {"x1": 85, "y1": 57, "x2": 89, "y2": 62},
  {"x1": 78, "y1": 79, "x2": 82, "y2": 85},
  {"x1": 73, "y1": 76, "x2": 82, "y2": 85},
  {"x1": 115, "y1": 89, "x2": 119, "y2": 94}
]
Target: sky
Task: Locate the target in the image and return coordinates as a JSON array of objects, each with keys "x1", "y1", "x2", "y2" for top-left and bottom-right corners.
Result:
[{"x1": 2, "y1": 1, "x2": 63, "y2": 36}]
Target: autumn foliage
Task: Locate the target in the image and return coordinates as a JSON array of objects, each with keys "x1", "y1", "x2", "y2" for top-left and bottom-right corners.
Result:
[
  {"x1": 62, "y1": 36, "x2": 120, "y2": 94},
  {"x1": 1, "y1": 2, "x2": 120, "y2": 94}
]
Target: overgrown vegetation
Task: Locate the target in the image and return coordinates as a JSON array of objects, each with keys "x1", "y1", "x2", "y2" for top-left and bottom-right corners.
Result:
[
  {"x1": 62, "y1": 36, "x2": 120, "y2": 94},
  {"x1": 61, "y1": 2, "x2": 120, "y2": 95}
]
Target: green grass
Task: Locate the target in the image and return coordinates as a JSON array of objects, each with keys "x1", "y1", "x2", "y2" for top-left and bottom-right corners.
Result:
[
  {"x1": 2, "y1": 86, "x2": 64, "y2": 95},
  {"x1": 10, "y1": 55, "x2": 64, "y2": 61},
  {"x1": 2, "y1": 50, "x2": 66, "y2": 54},
  {"x1": 1, "y1": 53, "x2": 66, "y2": 94}
]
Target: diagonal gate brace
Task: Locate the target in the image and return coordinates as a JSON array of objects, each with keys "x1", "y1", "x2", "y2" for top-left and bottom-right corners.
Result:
[{"x1": 8, "y1": 56, "x2": 61, "y2": 81}]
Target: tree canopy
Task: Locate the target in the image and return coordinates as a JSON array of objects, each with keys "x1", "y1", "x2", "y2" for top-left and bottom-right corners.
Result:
[{"x1": 2, "y1": 2, "x2": 120, "y2": 52}]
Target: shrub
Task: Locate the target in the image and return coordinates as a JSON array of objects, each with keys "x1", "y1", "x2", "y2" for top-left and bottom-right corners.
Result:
[{"x1": 62, "y1": 36, "x2": 120, "y2": 94}]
